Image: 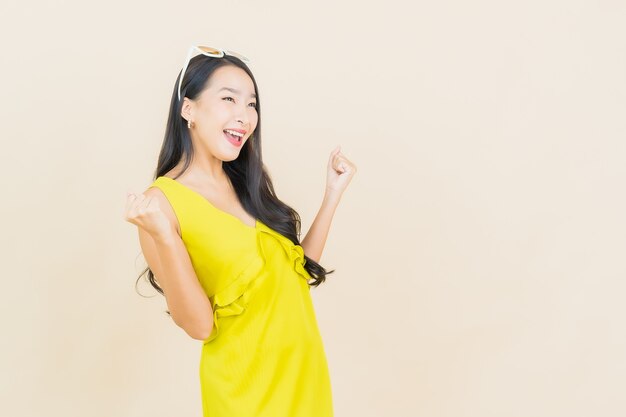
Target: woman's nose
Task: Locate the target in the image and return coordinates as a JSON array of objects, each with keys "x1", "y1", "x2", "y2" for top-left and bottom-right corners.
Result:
[{"x1": 235, "y1": 112, "x2": 249, "y2": 126}]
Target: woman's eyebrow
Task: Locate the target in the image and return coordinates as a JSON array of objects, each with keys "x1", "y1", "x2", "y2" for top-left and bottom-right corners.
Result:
[{"x1": 218, "y1": 86, "x2": 257, "y2": 99}]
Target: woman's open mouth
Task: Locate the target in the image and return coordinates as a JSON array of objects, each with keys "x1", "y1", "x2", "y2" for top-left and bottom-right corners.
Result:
[{"x1": 223, "y1": 130, "x2": 243, "y2": 147}]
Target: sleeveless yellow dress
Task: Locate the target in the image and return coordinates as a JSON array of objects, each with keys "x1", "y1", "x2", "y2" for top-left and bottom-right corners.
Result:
[{"x1": 148, "y1": 176, "x2": 334, "y2": 417}]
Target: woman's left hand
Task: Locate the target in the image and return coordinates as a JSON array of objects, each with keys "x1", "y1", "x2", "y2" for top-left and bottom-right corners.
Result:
[{"x1": 326, "y1": 145, "x2": 357, "y2": 198}]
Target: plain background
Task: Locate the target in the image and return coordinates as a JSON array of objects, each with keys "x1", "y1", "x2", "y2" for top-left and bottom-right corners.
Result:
[{"x1": 2, "y1": 0, "x2": 625, "y2": 416}]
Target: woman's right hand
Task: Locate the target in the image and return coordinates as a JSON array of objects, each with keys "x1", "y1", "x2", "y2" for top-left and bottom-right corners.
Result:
[{"x1": 124, "y1": 191, "x2": 174, "y2": 239}]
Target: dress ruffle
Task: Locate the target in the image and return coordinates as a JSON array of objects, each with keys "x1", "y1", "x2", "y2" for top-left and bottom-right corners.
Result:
[
  {"x1": 257, "y1": 221, "x2": 311, "y2": 284},
  {"x1": 204, "y1": 221, "x2": 310, "y2": 344}
]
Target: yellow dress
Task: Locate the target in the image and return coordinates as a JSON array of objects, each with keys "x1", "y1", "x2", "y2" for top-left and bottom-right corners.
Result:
[{"x1": 148, "y1": 176, "x2": 334, "y2": 417}]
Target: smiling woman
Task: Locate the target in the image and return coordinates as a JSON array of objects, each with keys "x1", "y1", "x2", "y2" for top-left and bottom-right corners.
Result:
[{"x1": 123, "y1": 45, "x2": 358, "y2": 417}]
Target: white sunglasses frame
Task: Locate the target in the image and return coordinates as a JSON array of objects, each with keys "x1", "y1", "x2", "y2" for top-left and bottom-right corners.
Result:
[{"x1": 177, "y1": 45, "x2": 251, "y2": 102}]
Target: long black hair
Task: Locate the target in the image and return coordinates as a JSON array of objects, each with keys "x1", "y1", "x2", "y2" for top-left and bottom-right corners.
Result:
[{"x1": 136, "y1": 53, "x2": 335, "y2": 306}]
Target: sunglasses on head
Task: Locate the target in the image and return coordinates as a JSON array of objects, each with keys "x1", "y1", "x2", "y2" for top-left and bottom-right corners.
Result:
[{"x1": 177, "y1": 45, "x2": 251, "y2": 102}]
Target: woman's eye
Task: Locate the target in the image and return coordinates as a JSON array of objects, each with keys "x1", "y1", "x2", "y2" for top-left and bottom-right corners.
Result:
[{"x1": 223, "y1": 97, "x2": 256, "y2": 109}]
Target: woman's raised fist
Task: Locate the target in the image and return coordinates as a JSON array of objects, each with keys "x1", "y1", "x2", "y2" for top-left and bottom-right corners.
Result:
[{"x1": 124, "y1": 191, "x2": 174, "y2": 239}]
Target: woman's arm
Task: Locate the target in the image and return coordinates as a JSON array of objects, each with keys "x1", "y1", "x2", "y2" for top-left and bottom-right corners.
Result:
[
  {"x1": 300, "y1": 192, "x2": 341, "y2": 263},
  {"x1": 137, "y1": 188, "x2": 213, "y2": 341},
  {"x1": 301, "y1": 146, "x2": 357, "y2": 263}
]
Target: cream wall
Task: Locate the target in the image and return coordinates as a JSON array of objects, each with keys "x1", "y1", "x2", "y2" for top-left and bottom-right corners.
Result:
[{"x1": 2, "y1": 1, "x2": 625, "y2": 416}]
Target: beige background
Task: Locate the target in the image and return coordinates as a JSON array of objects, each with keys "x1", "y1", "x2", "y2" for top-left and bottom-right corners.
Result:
[{"x1": 2, "y1": 0, "x2": 625, "y2": 416}]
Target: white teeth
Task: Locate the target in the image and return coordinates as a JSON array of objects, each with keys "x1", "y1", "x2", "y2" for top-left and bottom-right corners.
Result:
[{"x1": 224, "y1": 129, "x2": 244, "y2": 137}]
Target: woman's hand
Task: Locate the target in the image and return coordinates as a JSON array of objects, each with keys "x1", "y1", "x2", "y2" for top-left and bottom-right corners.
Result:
[
  {"x1": 325, "y1": 145, "x2": 357, "y2": 198},
  {"x1": 124, "y1": 191, "x2": 174, "y2": 239}
]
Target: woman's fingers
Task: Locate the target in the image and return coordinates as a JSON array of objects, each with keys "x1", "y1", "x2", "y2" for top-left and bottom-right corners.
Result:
[
  {"x1": 125, "y1": 192, "x2": 137, "y2": 214},
  {"x1": 328, "y1": 145, "x2": 341, "y2": 165},
  {"x1": 125, "y1": 192, "x2": 147, "y2": 222},
  {"x1": 333, "y1": 152, "x2": 357, "y2": 174},
  {"x1": 134, "y1": 194, "x2": 162, "y2": 218},
  {"x1": 137, "y1": 195, "x2": 154, "y2": 217}
]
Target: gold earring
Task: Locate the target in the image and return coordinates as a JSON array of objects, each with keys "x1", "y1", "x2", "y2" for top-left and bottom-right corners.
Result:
[{"x1": 187, "y1": 119, "x2": 193, "y2": 129}]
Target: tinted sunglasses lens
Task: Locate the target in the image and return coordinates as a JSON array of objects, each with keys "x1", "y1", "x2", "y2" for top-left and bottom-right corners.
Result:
[{"x1": 198, "y1": 46, "x2": 222, "y2": 55}]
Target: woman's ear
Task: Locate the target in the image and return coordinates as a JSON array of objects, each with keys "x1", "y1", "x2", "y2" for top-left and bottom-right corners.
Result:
[{"x1": 180, "y1": 97, "x2": 193, "y2": 123}]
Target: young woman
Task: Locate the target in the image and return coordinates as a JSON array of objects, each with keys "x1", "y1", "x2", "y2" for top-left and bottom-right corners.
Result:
[{"x1": 123, "y1": 46, "x2": 356, "y2": 416}]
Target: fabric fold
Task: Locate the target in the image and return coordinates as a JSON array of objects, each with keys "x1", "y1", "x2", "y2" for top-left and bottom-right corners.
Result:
[
  {"x1": 257, "y1": 222, "x2": 311, "y2": 283},
  {"x1": 204, "y1": 255, "x2": 264, "y2": 344},
  {"x1": 204, "y1": 222, "x2": 310, "y2": 344}
]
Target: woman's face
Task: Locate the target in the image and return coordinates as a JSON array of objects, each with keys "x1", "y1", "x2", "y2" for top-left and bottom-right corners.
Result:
[{"x1": 183, "y1": 65, "x2": 258, "y2": 161}]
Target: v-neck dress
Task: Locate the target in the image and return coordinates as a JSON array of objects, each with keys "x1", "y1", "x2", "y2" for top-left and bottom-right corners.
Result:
[{"x1": 147, "y1": 176, "x2": 334, "y2": 417}]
